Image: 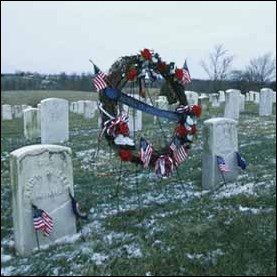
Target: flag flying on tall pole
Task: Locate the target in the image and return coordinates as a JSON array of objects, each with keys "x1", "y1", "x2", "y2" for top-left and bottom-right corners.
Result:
[
  {"x1": 182, "y1": 60, "x2": 191, "y2": 85},
  {"x1": 92, "y1": 63, "x2": 108, "y2": 92},
  {"x1": 216, "y1": 156, "x2": 230, "y2": 172},
  {"x1": 170, "y1": 136, "x2": 188, "y2": 167},
  {"x1": 139, "y1": 137, "x2": 153, "y2": 168},
  {"x1": 32, "y1": 205, "x2": 54, "y2": 237}
]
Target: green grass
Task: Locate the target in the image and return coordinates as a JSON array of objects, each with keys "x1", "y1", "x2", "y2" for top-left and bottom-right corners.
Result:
[{"x1": 1, "y1": 91, "x2": 276, "y2": 276}]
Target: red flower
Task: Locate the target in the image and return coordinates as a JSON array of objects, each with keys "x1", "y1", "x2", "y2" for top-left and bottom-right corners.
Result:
[
  {"x1": 141, "y1": 48, "x2": 152, "y2": 60},
  {"x1": 119, "y1": 148, "x2": 133, "y2": 161},
  {"x1": 175, "y1": 68, "x2": 184, "y2": 80},
  {"x1": 157, "y1": 61, "x2": 167, "y2": 73},
  {"x1": 191, "y1": 125, "x2": 197, "y2": 135},
  {"x1": 191, "y1": 105, "x2": 202, "y2": 118},
  {"x1": 115, "y1": 122, "x2": 129, "y2": 136},
  {"x1": 175, "y1": 124, "x2": 188, "y2": 137},
  {"x1": 127, "y1": 68, "x2": 137, "y2": 81}
]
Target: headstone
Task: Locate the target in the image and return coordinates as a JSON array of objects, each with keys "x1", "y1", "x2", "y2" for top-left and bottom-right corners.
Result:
[
  {"x1": 155, "y1": 96, "x2": 168, "y2": 110},
  {"x1": 272, "y1": 91, "x2": 276, "y2": 103},
  {"x1": 77, "y1": 101, "x2": 85, "y2": 114},
  {"x1": 2, "y1": 104, "x2": 12, "y2": 120},
  {"x1": 259, "y1": 88, "x2": 273, "y2": 116},
  {"x1": 22, "y1": 105, "x2": 32, "y2": 111},
  {"x1": 23, "y1": 108, "x2": 41, "y2": 140},
  {"x1": 13, "y1": 105, "x2": 23, "y2": 118},
  {"x1": 10, "y1": 144, "x2": 76, "y2": 256},
  {"x1": 198, "y1": 96, "x2": 209, "y2": 109},
  {"x1": 40, "y1": 98, "x2": 69, "y2": 144},
  {"x1": 239, "y1": 94, "x2": 245, "y2": 112},
  {"x1": 124, "y1": 95, "x2": 142, "y2": 132},
  {"x1": 84, "y1": 101, "x2": 97, "y2": 119},
  {"x1": 211, "y1": 93, "x2": 220, "y2": 107},
  {"x1": 246, "y1": 93, "x2": 250, "y2": 101},
  {"x1": 218, "y1": 91, "x2": 225, "y2": 102},
  {"x1": 254, "y1": 92, "x2": 260, "y2": 104},
  {"x1": 69, "y1": 102, "x2": 78, "y2": 113},
  {"x1": 249, "y1": 91, "x2": 255, "y2": 101},
  {"x1": 185, "y1": 91, "x2": 198, "y2": 105},
  {"x1": 202, "y1": 118, "x2": 239, "y2": 190},
  {"x1": 224, "y1": 89, "x2": 240, "y2": 120}
]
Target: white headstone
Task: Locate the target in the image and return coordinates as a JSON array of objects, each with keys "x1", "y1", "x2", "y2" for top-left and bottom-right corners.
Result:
[
  {"x1": 2, "y1": 104, "x2": 12, "y2": 120},
  {"x1": 84, "y1": 101, "x2": 97, "y2": 119},
  {"x1": 23, "y1": 108, "x2": 41, "y2": 140},
  {"x1": 202, "y1": 118, "x2": 239, "y2": 190},
  {"x1": 211, "y1": 94, "x2": 220, "y2": 107},
  {"x1": 272, "y1": 91, "x2": 276, "y2": 103},
  {"x1": 10, "y1": 144, "x2": 76, "y2": 256},
  {"x1": 254, "y1": 92, "x2": 260, "y2": 104},
  {"x1": 218, "y1": 91, "x2": 225, "y2": 102},
  {"x1": 22, "y1": 105, "x2": 32, "y2": 111},
  {"x1": 246, "y1": 93, "x2": 250, "y2": 101},
  {"x1": 185, "y1": 91, "x2": 198, "y2": 105},
  {"x1": 259, "y1": 88, "x2": 273, "y2": 116},
  {"x1": 40, "y1": 98, "x2": 69, "y2": 144},
  {"x1": 69, "y1": 102, "x2": 78, "y2": 113},
  {"x1": 13, "y1": 105, "x2": 23, "y2": 118},
  {"x1": 239, "y1": 94, "x2": 245, "y2": 112},
  {"x1": 77, "y1": 101, "x2": 85, "y2": 114},
  {"x1": 224, "y1": 89, "x2": 240, "y2": 120},
  {"x1": 155, "y1": 96, "x2": 168, "y2": 110},
  {"x1": 124, "y1": 95, "x2": 142, "y2": 132},
  {"x1": 198, "y1": 96, "x2": 209, "y2": 109},
  {"x1": 249, "y1": 91, "x2": 255, "y2": 101}
]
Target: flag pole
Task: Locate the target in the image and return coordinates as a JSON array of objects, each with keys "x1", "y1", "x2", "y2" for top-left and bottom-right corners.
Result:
[
  {"x1": 35, "y1": 230, "x2": 40, "y2": 250},
  {"x1": 218, "y1": 166, "x2": 227, "y2": 186},
  {"x1": 32, "y1": 204, "x2": 40, "y2": 250}
]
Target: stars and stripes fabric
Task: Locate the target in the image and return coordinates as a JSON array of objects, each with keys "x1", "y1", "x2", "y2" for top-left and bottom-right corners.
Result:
[
  {"x1": 92, "y1": 63, "x2": 108, "y2": 92},
  {"x1": 236, "y1": 152, "x2": 247, "y2": 170},
  {"x1": 32, "y1": 205, "x2": 54, "y2": 237},
  {"x1": 182, "y1": 60, "x2": 191, "y2": 85},
  {"x1": 139, "y1": 137, "x2": 153, "y2": 168},
  {"x1": 216, "y1": 156, "x2": 230, "y2": 172},
  {"x1": 170, "y1": 136, "x2": 188, "y2": 167}
]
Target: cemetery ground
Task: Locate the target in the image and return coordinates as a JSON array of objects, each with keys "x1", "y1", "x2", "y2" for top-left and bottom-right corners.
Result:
[{"x1": 1, "y1": 90, "x2": 276, "y2": 276}]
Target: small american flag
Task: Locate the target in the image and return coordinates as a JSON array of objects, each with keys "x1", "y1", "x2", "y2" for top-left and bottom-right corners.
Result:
[
  {"x1": 92, "y1": 63, "x2": 108, "y2": 92},
  {"x1": 139, "y1": 138, "x2": 153, "y2": 168},
  {"x1": 216, "y1": 156, "x2": 230, "y2": 172},
  {"x1": 32, "y1": 205, "x2": 54, "y2": 237},
  {"x1": 182, "y1": 60, "x2": 191, "y2": 85},
  {"x1": 170, "y1": 137, "x2": 188, "y2": 167}
]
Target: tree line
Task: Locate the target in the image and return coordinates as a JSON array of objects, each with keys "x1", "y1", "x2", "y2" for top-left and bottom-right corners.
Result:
[{"x1": 1, "y1": 46, "x2": 276, "y2": 93}]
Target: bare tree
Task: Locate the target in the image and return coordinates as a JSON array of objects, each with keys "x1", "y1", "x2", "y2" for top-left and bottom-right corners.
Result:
[
  {"x1": 245, "y1": 53, "x2": 276, "y2": 83},
  {"x1": 201, "y1": 44, "x2": 234, "y2": 91}
]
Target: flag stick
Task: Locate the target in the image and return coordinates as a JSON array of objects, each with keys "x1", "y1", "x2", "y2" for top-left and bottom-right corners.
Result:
[
  {"x1": 35, "y1": 229, "x2": 40, "y2": 250},
  {"x1": 219, "y1": 168, "x2": 227, "y2": 186}
]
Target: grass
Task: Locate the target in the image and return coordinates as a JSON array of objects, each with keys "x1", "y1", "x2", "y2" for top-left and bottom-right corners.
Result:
[{"x1": 1, "y1": 90, "x2": 276, "y2": 276}]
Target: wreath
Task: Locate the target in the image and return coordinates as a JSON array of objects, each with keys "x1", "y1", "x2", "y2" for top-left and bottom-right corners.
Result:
[{"x1": 93, "y1": 48, "x2": 201, "y2": 178}]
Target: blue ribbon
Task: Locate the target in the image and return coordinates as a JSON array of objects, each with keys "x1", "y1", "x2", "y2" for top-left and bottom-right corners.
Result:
[{"x1": 104, "y1": 88, "x2": 181, "y2": 122}]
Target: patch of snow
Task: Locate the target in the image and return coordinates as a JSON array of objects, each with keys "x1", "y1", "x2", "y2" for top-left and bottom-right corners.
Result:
[
  {"x1": 1, "y1": 254, "x2": 12, "y2": 263},
  {"x1": 90, "y1": 252, "x2": 108, "y2": 265},
  {"x1": 1, "y1": 266, "x2": 15, "y2": 276}
]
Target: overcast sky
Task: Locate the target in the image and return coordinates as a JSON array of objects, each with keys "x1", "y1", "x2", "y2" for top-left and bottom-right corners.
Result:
[{"x1": 1, "y1": 1, "x2": 276, "y2": 79}]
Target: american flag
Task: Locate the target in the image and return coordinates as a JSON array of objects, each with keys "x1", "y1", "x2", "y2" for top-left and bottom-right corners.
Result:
[
  {"x1": 216, "y1": 156, "x2": 230, "y2": 172},
  {"x1": 170, "y1": 136, "x2": 188, "y2": 167},
  {"x1": 139, "y1": 138, "x2": 153, "y2": 168},
  {"x1": 32, "y1": 205, "x2": 54, "y2": 237},
  {"x1": 92, "y1": 63, "x2": 108, "y2": 92},
  {"x1": 182, "y1": 60, "x2": 191, "y2": 85}
]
